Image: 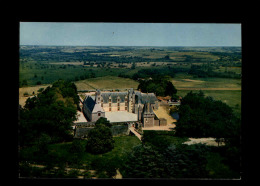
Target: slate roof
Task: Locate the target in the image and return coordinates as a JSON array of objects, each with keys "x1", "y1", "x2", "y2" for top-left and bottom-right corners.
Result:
[
  {"x1": 92, "y1": 103, "x2": 105, "y2": 113},
  {"x1": 135, "y1": 91, "x2": 157, "y2": 104},
  {"x1": 84, "y1": 96, "x2": 104, "y2": 113},
  {"x1": 84, "y1": 96, "x2": 96, "y2": 112},
  {"x1": 143, "y1": 102, "x2": 154, "y2": 114},
  {"x1": 101, "y1": 92, "x2": 128, "y2": 103}
]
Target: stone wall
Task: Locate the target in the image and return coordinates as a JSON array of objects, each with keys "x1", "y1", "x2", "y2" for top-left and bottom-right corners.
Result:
[
  {"x1": 154, "y1": 119, "x2": 160, "y2": 126},
  {"x1": 74, "y1": 127, "x2": 94, "y2": 138},
  {"x1": 74, "y1": 124, "x2": 129, "y2": 138},
  {"x1": 159, "y1": 118, "x2": 167, "y2": 126}
]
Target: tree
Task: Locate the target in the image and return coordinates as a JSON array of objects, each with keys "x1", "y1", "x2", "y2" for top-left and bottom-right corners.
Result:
[
  {"x1": 162, "y1": 144, "x2": 209, "y2": 178},
  {"x1": 165, "y1": 55, "x2": 170, "y2": 60},
  {"x1": 175, "y1": 91, "x2": 239, "y2": 139},
  {"x1": 85, "y1": 124, "x2": 114, "y2": 154},
  {"x1": 95, "y1": 117, "x2": 112, "y2": 128},
  {"x1": 165, "y1": 81, "x2": 177, "y2": 96},
  {"x1": 19, "y1": 80, "x2": 78, "y2": 146},
  {"x1": 131, "y1": 62, "x2": 136, "y2": 69},
  {"x1": 121, "y1": 143, "x2": 209, "y2": 178},
  {"x1": 121, "y1": 145, "x2": 165, "y2": 178}
]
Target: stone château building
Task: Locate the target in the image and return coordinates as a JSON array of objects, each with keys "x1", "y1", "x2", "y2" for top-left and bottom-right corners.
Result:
[{"x1": 83, "y1": 88, "x2": 159, "y2": 127}]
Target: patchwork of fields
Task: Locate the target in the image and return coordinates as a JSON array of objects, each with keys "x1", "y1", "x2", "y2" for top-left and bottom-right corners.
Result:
[{"x1": 19, "y1": 75, "x2": 241, "y2": 116}]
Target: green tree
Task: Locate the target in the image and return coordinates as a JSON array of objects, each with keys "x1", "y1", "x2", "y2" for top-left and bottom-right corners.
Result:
[
  {"x1": 85, "y1": 124, "x2": 114, "y2": 154},
  {"x1": 121, "y1": 145, "x2": 165, "y2": 178},
  {"x1": 131, "y1": 62, "x2": 136, "y2": 69},
  {"x1": 95, "y1": 117, "x2": 112, "y2": 128},
  {"x1": 19, "y1": 80, "x2": 78, "y2": 146},
  {"x1": 175, "y1": 91, "x2": 239, "y2": 139}
]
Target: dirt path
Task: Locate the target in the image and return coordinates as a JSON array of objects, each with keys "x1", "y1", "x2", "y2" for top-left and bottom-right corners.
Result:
[
  {"x1": 183, "y1": 138, "x2": 225, "y2": 146},
  {"x1": 129, "y1": 127, "x2": 142, "y2": 140}
]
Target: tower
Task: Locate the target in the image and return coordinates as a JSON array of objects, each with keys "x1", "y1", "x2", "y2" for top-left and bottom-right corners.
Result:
[
  {"x1": 95, "y1": 89, "x2": 101, "y2": 104},
  {"x1": 142, "y1": 102, "x2": 154, "y2": 128},
  {"x1": 128, "y1": 88, "x2": 135, "y2": 113}
]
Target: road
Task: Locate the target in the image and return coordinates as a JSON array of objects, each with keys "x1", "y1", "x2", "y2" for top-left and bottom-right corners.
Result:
[{"x1": 129, "y1": 127, "x2": 142, "y2": 140}]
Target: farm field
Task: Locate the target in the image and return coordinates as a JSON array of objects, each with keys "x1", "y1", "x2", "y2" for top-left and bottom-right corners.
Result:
[
  {"x1": 171, "y1": 76, "x2": 241, "y2": 90},
  {"x1": 19, "y1": 85, "x2": 50, "y2": 107},
  {"x1": 19, "y1": 75, "x2": 241, "y2": 116},
  {"x1": 75, "y1": 76, "x2": 139, "y2": 91}
]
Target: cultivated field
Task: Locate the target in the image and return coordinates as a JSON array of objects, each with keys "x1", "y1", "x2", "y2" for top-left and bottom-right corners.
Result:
[{"x1": 75, "y1": 76, "x2": 139, "y2": 91}]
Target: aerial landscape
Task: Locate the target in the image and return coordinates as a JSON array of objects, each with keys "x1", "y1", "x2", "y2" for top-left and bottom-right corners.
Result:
[{"x1": 19, "y1": 23, "x2": 241, "y2": 179}]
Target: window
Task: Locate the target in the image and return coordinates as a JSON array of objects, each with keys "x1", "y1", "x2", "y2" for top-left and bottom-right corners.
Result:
[
  {"x1": 109, "y1": 98, "x2": 111, "y2": 102},
  {"x1": 109, "y1": 108, "x2": 111, "y2": 111},
  {"x1": 101, "y1": 103, "x2": 103, "y2": 107},
  {"x1": 98, "y1": 113, "x2": 101, "y2": 116},
  {"x1": 117, "y1": 103, "x2": 120, "y2": 106},
  {"x1": 109, "y1": 103, "x2": 111, "y2": 107},
  {"x1": 118, "y1": 107, "x2": 120, "y2": 111},
  {"x1": 125, "y1": 102, "x2": 128, "y2": 106},
  {"x1": 117, "y1": 99, "x2": 120, "y2": 102},
  {"x1": 125, "y1": 107, "x2": 127, "y2": 110}
]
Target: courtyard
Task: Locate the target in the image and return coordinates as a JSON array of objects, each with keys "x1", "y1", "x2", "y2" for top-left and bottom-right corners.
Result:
[{"x1": 105, "y1": 111, "x2": 138, "y2": 123}]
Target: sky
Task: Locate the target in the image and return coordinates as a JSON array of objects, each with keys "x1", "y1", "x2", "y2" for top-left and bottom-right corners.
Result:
[{"x1": 20, "y1": 22, "x2": 241, "y2": 47}]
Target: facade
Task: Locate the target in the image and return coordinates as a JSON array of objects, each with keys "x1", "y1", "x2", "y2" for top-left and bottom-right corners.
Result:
[{"x1": 83, "y1": 88, "x2": 159, "y2": 127}]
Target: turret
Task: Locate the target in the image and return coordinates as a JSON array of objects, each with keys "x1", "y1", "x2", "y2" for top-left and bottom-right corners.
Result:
[{"x1": 95, "y1": 89, "x2": 101, "y2": 104}]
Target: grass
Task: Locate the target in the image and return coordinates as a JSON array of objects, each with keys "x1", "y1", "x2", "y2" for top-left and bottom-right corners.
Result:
[
  {"x1": 75, "y1": 76, "x2": 139, "y2": 91},
  {"x1": 172, "y1": 76, "x2": 241, "y2": 89},
  {"x1": 19, "y1": 135, "x2": 141, "y2": 178},
  {"x1": 80, "y1": 136, "x2": 141, "y2": 167}
]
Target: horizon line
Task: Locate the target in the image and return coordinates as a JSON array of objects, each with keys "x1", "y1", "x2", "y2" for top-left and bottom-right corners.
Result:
[{"x1": 20, "y1": 44, "x2": 241, "y2": 47}]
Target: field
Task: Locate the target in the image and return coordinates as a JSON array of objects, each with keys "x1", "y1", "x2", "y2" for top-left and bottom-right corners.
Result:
[
  {"x1": 19, "y1": 85, "x2": 50, "y2": 107},
  {"x1": 19, "y1": 46, "x2": 241, "y2": 113},
  {"x1": 75, "y1": 76, "x2": 139, "y2": 91},
  {"x1": 171, "y1": 73, "x2": 241, "y2": 90}
]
